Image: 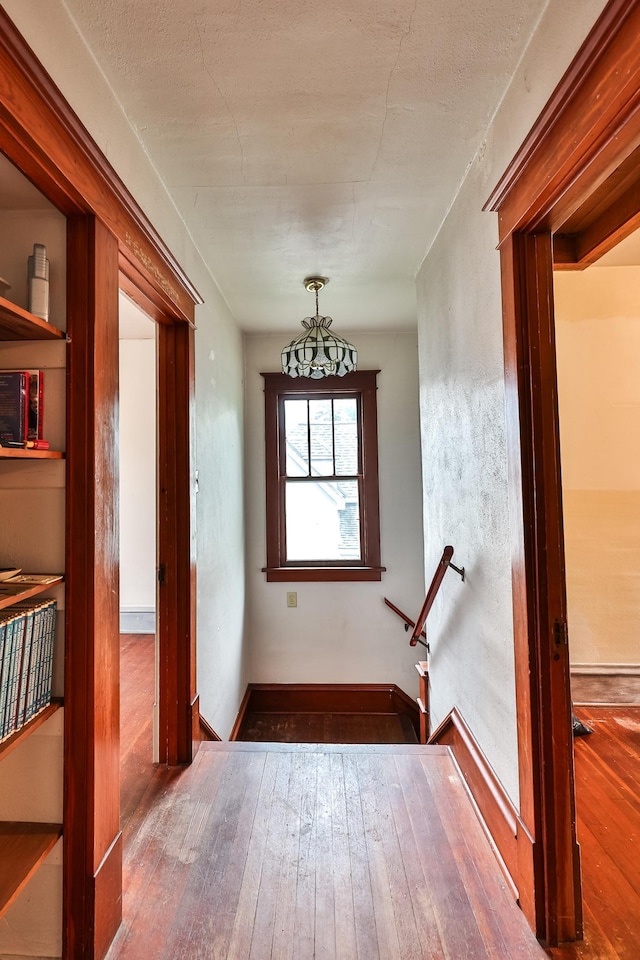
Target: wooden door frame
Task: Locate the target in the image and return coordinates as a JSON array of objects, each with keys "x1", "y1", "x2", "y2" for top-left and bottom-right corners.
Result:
[
  {"x1": 120, "y1": 262, "x2": 199, "y2": 765},
  {"x1": 0, "y1": 10, "x2": 200, "y2": 956},
  {"x1": 486, "y1": 0, "x2": 640, "y2": 945}
]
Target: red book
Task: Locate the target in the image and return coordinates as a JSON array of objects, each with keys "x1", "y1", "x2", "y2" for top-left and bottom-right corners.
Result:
[{"x1": 24, "y1": 370, "x2": 44, "y2": 440}]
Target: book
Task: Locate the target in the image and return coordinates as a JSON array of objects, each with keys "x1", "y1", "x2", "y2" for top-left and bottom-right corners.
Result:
[
  {"x1": 0, "y1": 609, "x2": 25, "y2": 739},
  {"x1": 0, "y1": 369, "x2": 45, "y2": 440},
  {"x1": 0, "y1": 599, "x2": 57, "y2": 737},
  {"x1": 37, "y1": 600, "x2": 57, "y2": 712},
  {"x1": 0, "y1": 620, "x2": 8, "y2": 739},
  {"x1": 13, "y1": 605, "x2": 35, "y2": 730},
  {"x1": 0, "y1": 371, "x2": 29, "y2": 442},
  {"x1": 27, "y1": 370, "x2": 44, "y2": 440}
]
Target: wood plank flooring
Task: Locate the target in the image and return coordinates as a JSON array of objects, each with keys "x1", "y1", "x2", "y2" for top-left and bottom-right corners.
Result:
[
  {"x1": 548, "y1": 707, "x2": 640, "y2": 959},
  {"x1": 116, "y1": 639, "x2": 640, "y2": 958},
  {"x1": 237, "y1": 710, "x2": 419, "y2": 744},
  {"x1": 120, "y1": 633, "x2": 155, "y2": 828},
  {"x1": 108, "y1": 741, "x2": 547, "y2": 960}
]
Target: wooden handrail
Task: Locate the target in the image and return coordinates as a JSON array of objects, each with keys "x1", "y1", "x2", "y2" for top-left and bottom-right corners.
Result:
[
  {"x1": 383, "y1": 598, "x2": 427, "y2": 643},
  {"x1": 409, "y1": 545, "x2": 459, "y2": 647},
  {"x1": 385, "y1": 545, "x2": 464, "y2": 651}
]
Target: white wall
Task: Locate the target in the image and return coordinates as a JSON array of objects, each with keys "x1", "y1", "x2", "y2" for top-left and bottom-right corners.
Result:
[
  {"x1": 2, "y1": 0, "x2": 249, "y2": 738},
  {"x1": 244, "y1": 331, "x2": 425, "y2": 697},
  {"x1": 415, "y1": 0, "x2": 608, "y2": 806},
  {"x1": 119, "y1": 335, "x2": 156, "y2": 623},
  {"x1": 555, "y1": 266, "x2": 640, "y2": 668}
]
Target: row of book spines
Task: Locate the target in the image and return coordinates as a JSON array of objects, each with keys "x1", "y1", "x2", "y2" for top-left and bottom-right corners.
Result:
[
  {"x1": 0, "y1": 369, "x2": 44, "y2": 443},
  {"x1": 0, "y1": 599, "x2": 57, "y2": 743}
]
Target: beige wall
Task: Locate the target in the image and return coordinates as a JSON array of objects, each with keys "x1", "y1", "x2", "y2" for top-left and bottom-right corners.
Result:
[
  {"x1": 244, "y1": 331, "x2": 425, "y2": 696},
  {"x1": 415, "y1": 0, "x2": 608, "y2": 806},
  {"x1": 555, "y1": 267, "x2": 640, "y2": 668}
]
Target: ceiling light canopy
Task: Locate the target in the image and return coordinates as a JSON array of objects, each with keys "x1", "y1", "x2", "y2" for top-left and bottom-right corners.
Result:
[{"x1": 281, "y1": 277, "x2": 358, "y2": 379}]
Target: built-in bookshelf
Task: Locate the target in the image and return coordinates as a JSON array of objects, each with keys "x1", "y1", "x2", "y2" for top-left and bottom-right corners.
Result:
[{"x1": 0, "y1": 286, "x2": 66, "y2": 950}]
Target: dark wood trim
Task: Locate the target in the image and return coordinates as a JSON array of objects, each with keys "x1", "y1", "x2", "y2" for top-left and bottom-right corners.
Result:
[
  {"x1": 157, "y1": 320, "x2": 197, "y2": 765},
  {"x1": 262, "y1": 371, "x2": 382, "y2": 579},
  {"x1": 199, "y1": 716, "x2": 222, "y2": 741},
  {"x1": 0, "y1": 9, "x2": 202, "y2": 321},
  {"x1": 430, "y1": 708, "x2": 530, "y2": 906},
  {"x1": 499, "y1": 232, "x2": 580, "y2": 944},
  {"x1": 553, "y1": 166, "x2": 640, "y2": 268},
  {"x1": 263, "y1": 566, "x2": 385, "y2": 582},
  {"x1": 229, "y1": 685, "x2": 253, "y2": 742},
  {"x1": 93, "y1": 832, "x2": 123, "y2": 960},
  {"x1": 65, "y1": 216, "x2": 122, "y2": 959},
  {"x1": 231, "y1": 683, "x2": 420, "y2": 739},
  {"x1": 485, "y1": 0, "x2": 640, "y2": 235},
  {"x1": 119, "y1": 251, "x2": 196, "y2": 328},
  {"x1": 485, "y1": 0, "x2": 640, "y2": 944}
]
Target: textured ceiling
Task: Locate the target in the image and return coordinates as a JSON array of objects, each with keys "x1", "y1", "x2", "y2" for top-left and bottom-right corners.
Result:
[{"x1": 62, "y1": 1, "x2": 549, "y2": 330}]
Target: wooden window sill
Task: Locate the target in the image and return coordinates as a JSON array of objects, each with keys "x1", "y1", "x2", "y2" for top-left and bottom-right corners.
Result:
[{"x1": 263, "y1": 566, "x2": 386, "y2": 583}]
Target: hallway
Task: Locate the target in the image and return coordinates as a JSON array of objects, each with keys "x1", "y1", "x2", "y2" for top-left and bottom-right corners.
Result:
[{"x1": 107, "y1": 739, "x2": 546, "y2": 960}]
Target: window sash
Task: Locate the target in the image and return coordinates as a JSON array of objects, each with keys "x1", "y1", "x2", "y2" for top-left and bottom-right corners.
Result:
[{"x1": 262, "y1": 370, "x2": 383, "y2": 581}]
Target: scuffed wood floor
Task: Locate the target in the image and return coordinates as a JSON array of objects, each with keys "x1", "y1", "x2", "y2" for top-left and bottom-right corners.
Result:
[
  {"x1": 107, "y1": 741, "x2": 547, "y2": 960},
  {"x1": 549, "y1": 707, "x2": 640, "y2": 960}
]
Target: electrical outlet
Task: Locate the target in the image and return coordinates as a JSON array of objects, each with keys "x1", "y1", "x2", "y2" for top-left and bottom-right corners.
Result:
[{"x1": 286, "y1": 591, "x2": 297, "y2": 608}]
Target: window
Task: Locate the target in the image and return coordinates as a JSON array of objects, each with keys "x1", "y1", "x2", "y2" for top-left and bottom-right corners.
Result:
[{"x1": 262, "y1": 371, "x2": 384, "y2": 581}]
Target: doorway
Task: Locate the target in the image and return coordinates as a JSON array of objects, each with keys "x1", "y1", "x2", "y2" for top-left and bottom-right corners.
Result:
[
  {"x1": 118, "y1": 292, "x2": 158, "y2": 824},
  {"x1": 552, "y1": 229, "x2": 640, "y2": 955}
]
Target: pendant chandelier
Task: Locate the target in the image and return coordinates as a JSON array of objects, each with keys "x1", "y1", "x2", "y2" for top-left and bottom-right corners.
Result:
[{"x1": 281, "y1": 277, "x2": 358, "y2": 378}]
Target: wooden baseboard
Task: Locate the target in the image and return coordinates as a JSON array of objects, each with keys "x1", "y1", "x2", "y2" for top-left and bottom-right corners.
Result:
[
  {"x1": 230, "y1": 683, "x2": 420, "y2": 741},
  {"x1": 229, "y1": 685, "x2": 254, "y2": 742},
  {"x1": 571, "y1": 663, "x2": 640, "y2": 676},
  {"x1": 199, "y1": 715, "x2": 221, "y2": 741},
  {"x1": 429, "y1": 708, "x2": 533, "y2": 906}
]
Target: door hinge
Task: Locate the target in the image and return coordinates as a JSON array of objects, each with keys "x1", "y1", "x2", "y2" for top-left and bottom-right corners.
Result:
[
  {"x1": 157, "y1": 563, "x2": 166, "y2": 586},
  {"x1": 553, "y1": 618, "x2": 568, "y2": 647}
]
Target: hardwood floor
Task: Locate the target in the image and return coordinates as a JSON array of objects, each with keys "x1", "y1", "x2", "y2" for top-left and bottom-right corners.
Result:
[
  {"x1": 237, "y1": 710, "x2": 419, "y2": 744},
  {"x1": 120, "y1": 633, "x2": 155, "y2": 828},
  {"x1": 107, "y1": 741, "x2": 547, "y2": 960},
  {"x1": 548, "y1": 707, "x2": 640, "y2": 959},
  {"x1": 116, "y1": 642, "x2": 640, "y2": 957}
]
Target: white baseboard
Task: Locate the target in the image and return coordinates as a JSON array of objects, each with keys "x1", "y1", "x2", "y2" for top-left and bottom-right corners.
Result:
[
  {"x1": 120, "y1": 607, "x2": 156, "y2": 634},
  {"x1": 571, "y1": 663, "x2": 640, "y2": 676}
]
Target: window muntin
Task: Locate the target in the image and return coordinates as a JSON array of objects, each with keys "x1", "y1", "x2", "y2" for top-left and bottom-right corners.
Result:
[{"x1": 262, "y1": 371, "x2": 383, "y2": 582}]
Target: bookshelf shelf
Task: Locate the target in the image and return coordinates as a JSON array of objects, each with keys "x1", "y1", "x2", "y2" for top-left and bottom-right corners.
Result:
[
  {"x1": 0, "y1": 577, "x2": 64, "y2": 612},
  {"x1": 0, "y1": 448, "x2": 64, "y2": 460},
  {"x1": 0, "y1": 700, "x2": 62, "y2": 763},
  {"x1": 0, "y1": 296, "x2": 64, "y2": 342},
  {"x1": 0, "y1": 821, "x2": 62, "y2": 919}
]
